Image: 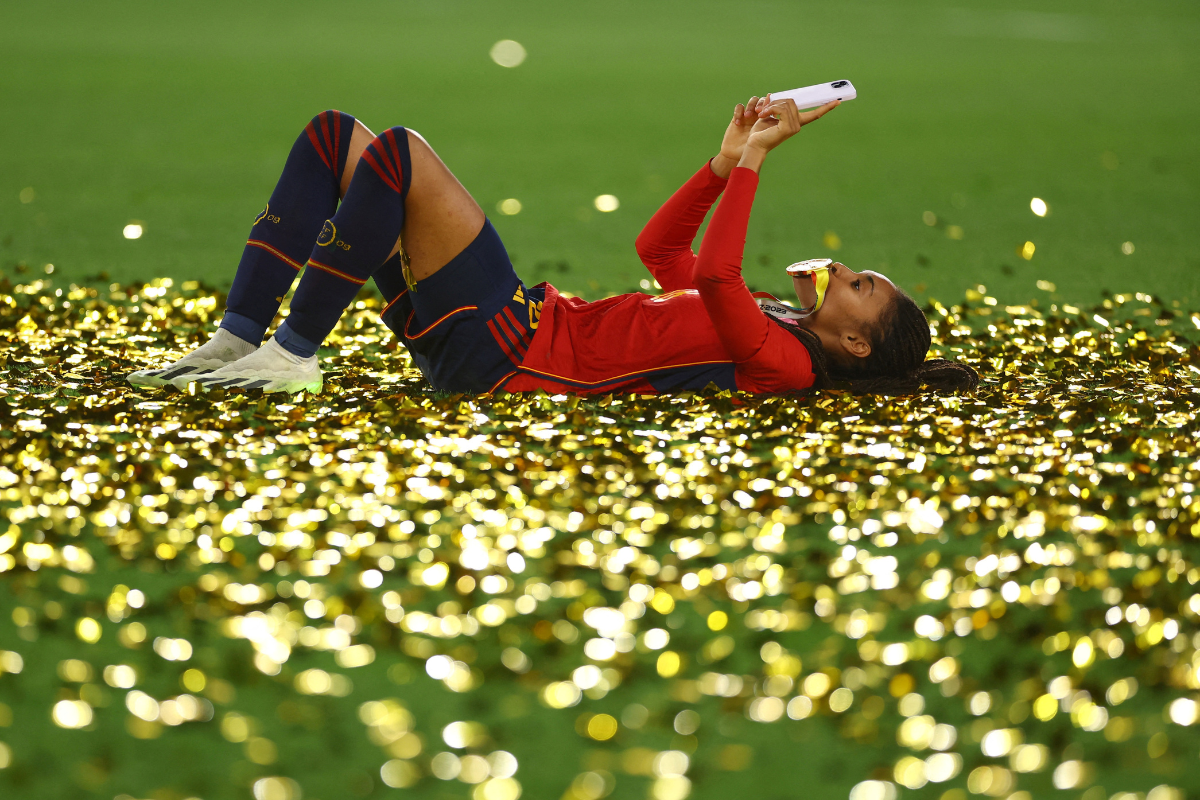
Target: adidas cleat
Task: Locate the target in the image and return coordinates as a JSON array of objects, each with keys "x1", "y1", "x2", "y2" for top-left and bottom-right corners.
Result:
[
  {"x1": 193, "y1": 338, "x2": 322, "y2": 394},
  {"x1": 128, "y1": 328, "x2": 258, "y2": 389}
]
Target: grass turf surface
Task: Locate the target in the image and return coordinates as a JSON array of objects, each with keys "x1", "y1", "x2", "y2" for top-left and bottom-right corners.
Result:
[{"x1": 2, "y1": 0, "x2": 1199, "y2": 307}]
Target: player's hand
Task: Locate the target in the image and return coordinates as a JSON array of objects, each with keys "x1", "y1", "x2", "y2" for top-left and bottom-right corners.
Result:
[
  {"x1": 719, "y1": 96, "x2": 768, "y2": 162},
  {"x1": 746, "y1": 98, "x2": 839, "y2": 154}
]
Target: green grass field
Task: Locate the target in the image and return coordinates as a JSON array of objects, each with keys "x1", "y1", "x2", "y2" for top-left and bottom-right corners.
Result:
[
  {"x1": 2, "y1": 0, "x2": 1198, "y2": 307},
  {"x1": 4, "y1": 4, "x2": 1200, "y2": 800}
]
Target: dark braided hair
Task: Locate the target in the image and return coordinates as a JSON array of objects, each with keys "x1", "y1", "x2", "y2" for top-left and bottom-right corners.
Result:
[{"x1": 770, "y1": 291, "x2": 979, "y2": 395}]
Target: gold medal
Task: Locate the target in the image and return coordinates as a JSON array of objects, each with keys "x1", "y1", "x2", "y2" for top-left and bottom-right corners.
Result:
[{"x1": 784, "y1": 258, "x2": 833, "y2": 316}]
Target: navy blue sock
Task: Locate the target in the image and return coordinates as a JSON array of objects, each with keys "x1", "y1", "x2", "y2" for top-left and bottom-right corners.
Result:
[
  {"x1": 222, "y1": 110, "x2": 356, "y2": 344},
  {"x1": 279, "y1": 126, "x2": 411, "y2": 355}
]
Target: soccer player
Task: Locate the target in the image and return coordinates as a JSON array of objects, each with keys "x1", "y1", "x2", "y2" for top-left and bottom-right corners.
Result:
[{"x1": 128, "y1": 96, "x2": 977, "y2": 396}]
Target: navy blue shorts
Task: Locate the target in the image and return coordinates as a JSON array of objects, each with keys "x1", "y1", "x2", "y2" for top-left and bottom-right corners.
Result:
[{"x1": 376, "y1": 219, "x2": 544, "y2": 392}]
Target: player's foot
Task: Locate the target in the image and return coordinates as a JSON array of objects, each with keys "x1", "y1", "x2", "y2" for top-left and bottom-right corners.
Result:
[
  {"x1": 194, "y1": 338, "x2": 322, "y2": 394},
  {"x1": 128, "y1": 328, "x2": 258, "y2": 389}
]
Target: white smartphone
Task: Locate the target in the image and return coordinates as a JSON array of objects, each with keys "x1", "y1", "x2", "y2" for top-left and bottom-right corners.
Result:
[{"x1": 767, "y1": 80, "x2": 856, "y2": 111}]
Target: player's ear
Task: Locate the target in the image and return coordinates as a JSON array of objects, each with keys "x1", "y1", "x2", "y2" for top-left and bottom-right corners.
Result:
[{"x1": 840, "y1": 331, "x2": 871, "y2": 359}]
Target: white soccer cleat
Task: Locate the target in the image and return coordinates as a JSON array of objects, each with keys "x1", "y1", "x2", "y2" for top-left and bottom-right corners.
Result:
[
  {"x1": 193, "y1": 338, "x2": 322, "y2": 394},
  {"x1": 128, "y1": 328, "x2": 258, "y2": 389}
]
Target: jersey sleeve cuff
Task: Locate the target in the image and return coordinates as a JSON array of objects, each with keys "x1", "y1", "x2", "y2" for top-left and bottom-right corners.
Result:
[{"x1": 705, "y1": 158, "x2": 731, "y2": 184}]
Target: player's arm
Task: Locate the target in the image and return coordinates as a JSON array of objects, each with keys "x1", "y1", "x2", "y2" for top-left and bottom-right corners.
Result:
[
  {"x1": 692, "y1": 168, "x2": 771, "y2": 361},
  {"x1": 710, "y1": 96, "x2": 768, "y2": 178},
  {"x1": 735, "y1": 97, "x2": 838, "y2": 173},
  {"x1": 695, "y1": 98, "x2": 839, "y2": 362},
  {"x1": 633, "y1": 97, "x2": 767, "y2": 293}
]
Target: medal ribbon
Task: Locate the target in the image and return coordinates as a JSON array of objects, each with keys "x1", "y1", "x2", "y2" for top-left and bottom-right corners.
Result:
[
  {"x1": 755, "y1": 296, "x2": 808, "y2": 325},
  {"x1": 758, "y1": 264, "x2": 831, "y2": 323}
]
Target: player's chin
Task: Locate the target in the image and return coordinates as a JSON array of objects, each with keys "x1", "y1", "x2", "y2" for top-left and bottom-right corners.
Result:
[{"x1": 807, "y1": 301, "x2": 837, "y2": 323}]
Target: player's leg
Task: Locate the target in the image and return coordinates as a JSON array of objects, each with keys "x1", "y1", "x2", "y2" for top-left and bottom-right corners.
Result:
[
  {"x1": 279, "y1": 128, "x2": 486, "y2": 349},
  {"x1": 384, "y1": 130, "x2": 487, "y2": 283},
  {"x1": 197, "y1": 127, "x2": 489, "y2": 393},
  {"x1": 128, "y1": 111, "x2": 370, "y2": 388},
  {"x1": 371, "y1": 132, "x2": 534, "y2": 392}
]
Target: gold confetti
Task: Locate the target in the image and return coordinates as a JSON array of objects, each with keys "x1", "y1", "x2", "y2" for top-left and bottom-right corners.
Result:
[{"x1": 1, "y1": 276, "x2": 1198, "y2": 798}]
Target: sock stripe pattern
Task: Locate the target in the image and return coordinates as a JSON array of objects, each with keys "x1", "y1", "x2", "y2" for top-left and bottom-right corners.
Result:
[
  {"x1": 304, "y1": 258, "x2": 369, "y2": 286},
  {"x1": 223, "y1": 110, "x2": 356, "y2": 343},
  {"x1": 358, "y1": 127, "x2": 409, "y2": 196},
  {"x1": 244, "y1": 240, "x2": 304, "y2": 270},
  {"x1": 281, "y1": 126, "x2": 412, "y2": 350},
  {"x1": 304, "y1": 111, "x2": 347, "y2": 176}
]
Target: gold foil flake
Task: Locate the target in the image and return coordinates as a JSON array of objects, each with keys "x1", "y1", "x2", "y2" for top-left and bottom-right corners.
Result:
[{"x1": 1, "y1": 278, "x2": 1199, "y2": 798}]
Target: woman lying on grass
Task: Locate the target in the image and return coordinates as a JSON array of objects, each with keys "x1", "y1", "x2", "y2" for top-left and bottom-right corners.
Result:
[{"x1": 129, "y1": 94, "x2": 978, "y2": 396}]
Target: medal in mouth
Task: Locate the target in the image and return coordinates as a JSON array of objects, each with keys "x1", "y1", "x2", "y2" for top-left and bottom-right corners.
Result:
[{"x1": 785, "y1": 258, "x2": 833, "y2": 317}]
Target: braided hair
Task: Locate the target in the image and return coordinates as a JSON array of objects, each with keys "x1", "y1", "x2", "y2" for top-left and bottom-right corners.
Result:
[{"x1": 770, "y1": 291, "x2": 979, "y2": 395}]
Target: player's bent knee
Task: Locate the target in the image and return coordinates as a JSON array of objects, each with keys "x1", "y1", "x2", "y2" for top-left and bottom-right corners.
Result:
[
  {"x1": 361, "y1": 127, "x2": 414, "y2": 199},
  {"x1": 405, "y1": 128, "x2": 429, "y2": 149},
  {"x1": 403, "y1": 129, "x2": 441, "y2": 168},
  {"x1": 306, "y1": 109, "x2": 351, "y2": 131}
]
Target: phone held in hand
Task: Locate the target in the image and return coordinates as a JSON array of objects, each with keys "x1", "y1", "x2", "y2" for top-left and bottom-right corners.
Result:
[{"x1": 768, "y1": 80, "x2": 856, "y2": 111}]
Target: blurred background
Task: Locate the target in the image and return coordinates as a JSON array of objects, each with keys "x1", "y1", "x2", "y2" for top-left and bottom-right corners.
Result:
[{"x1": 2, "y1": 0, "x2": 1198, "y2": 308}]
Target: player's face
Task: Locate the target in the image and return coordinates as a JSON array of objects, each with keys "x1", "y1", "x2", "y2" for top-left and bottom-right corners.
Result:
[{"x1": 794, "y1": 262, "x2": 897, "y2": 328}]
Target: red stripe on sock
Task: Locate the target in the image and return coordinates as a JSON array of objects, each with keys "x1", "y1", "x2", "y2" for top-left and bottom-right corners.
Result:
[
  {"x1": 332, "y1": 110, "x2": 343, "y2": 176},
  {"x1": 306, "y1": 123, "x2": 333, "y2": 171},
  {"x1": 305, "y1": 258, "x2": 368, "y2": 285},
  {"x1": 383, "y1": 128, "x2": 405, "y2": 189},
  {"x1": 360, "y1": 149, "x2": 402, "y2": 194},
  {"x1": 487, "y1": 319, "x2": 520, "y2": 364},
  {"x1": 501, "y1": 306, "x2": 532, "y2": 348},
  {"x1": 386, "y1": 131, "x2": 400, "y2": 188},
  {"x1": 372, "y1": 133, "x2": 391, "y2": 185},
  {"x1": 376, "y1": 130, "x2": 397, "y2": 187},
  {"x1": 247, "y1": 239, "x2": 304, "y2": 270},
  {"x1": 318, "y1": 112, "x2": 334, "y2": 167}
]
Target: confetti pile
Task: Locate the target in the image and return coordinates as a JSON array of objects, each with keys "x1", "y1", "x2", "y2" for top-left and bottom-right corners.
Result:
[{"x1": 1, "y1": 276, "x2": 1200, "y2": 800}]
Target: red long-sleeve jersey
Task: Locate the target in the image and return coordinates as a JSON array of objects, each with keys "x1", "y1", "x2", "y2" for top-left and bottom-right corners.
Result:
[{"x1": 500, "y1": 162, "x2": 815, "y2": 395}]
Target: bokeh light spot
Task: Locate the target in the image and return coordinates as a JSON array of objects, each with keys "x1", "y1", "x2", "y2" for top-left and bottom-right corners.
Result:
[
  {"x1": 52, "y1": 700, "x2": 93, "y2": 729},
  {"x1": 252, "y1": 776, "x2": 301, "y2": 800},
  {"x1": 76, "y1": 617, "x2": 101, "y2": 643},
  {"x1": 490, "y1": 40, "x2": 527, "y2": 68},
  {"x1": 586, "y1": 713, "x2": 618, "y2": 740}
]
